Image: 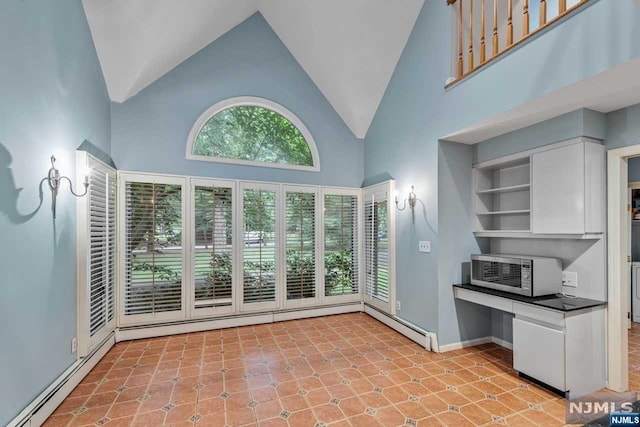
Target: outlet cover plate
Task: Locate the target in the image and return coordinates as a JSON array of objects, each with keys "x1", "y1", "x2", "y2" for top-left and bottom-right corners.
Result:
[
  {"x1": 419, "y1": 241, "x2": 431, "y2": 253},
  {"x1": 562, "y1": 271, "x2": 578, "y2": 288}
]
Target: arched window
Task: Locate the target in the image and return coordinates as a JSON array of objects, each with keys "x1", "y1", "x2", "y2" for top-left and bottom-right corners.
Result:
[{"x1": 187, "y1": 97, "x2": 320, "y2": 171}]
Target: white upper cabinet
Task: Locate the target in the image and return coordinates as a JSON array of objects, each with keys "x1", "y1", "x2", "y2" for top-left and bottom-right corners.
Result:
[
  {"x1": 473, "y1": 138, "x2": 605, "y2": 238},
  {"x1": 531, "y1": 141, "x2": 604, "y2": 235}
]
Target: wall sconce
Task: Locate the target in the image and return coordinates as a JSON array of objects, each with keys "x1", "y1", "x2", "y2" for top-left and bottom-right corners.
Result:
[
  {"x1": 47, "y1": 155, "x2": 90, "y2": 218},
  {"x1": 395, "y1": 186, "x2": 416, "y2": 211}
]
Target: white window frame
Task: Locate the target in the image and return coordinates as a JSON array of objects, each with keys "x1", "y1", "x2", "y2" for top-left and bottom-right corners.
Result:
[
  {"x1": 76, "y1": 151, "x2": 117, "y2": 357},
  {"x1": 282, "y1": 185, "x2": 321, "y2": 309},
  {"x1": 239, "y1": 181, "x2": 282, "y2": 312},
  {"x1": 118, "y1": 172, "x2": 188, "y2": 326},
  {"x1": 186, "y1": 96, "x2": 321, "y2": 172},
  {"x1": 363, "y1": 180, "x2": 396, "y2": 316},
  {"x1": 188, "y1": 178, "x2": 237, "y2": 318},
  {"x1": 320, "y1": 187, "x2": 364, "y2": 305}
]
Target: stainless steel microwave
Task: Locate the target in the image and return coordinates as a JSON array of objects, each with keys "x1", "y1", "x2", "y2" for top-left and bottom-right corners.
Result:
[{"x1": 470, "y1": 254, "x2": 562, "y2": 297}]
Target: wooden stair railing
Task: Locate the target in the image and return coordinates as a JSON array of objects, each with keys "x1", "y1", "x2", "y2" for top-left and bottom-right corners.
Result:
[{"x1": 447, "y1": 0, "x2": 590, "y2": 87}]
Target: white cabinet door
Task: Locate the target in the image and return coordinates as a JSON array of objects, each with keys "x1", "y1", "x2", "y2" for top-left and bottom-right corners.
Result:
[
  {"x1": 531, "y1": 143, "x2": 585, "y2": 234},
  {"x1": 513, "y1": 318, "x2": 566, "y2": 391}
]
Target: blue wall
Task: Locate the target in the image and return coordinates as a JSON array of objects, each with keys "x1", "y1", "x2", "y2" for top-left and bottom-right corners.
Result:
[
  {"x1": 111, "y1": 13, "x2": 363, "y2": 188},
  {"x1": 630, "y1": 157, "x2": 640, "y2": 183},
  {"x1": 438, "y1": 141, "x2": 491, "y2": 345},
  {"x1": 364, "y1": 0, "x2": 640, "y2": 345},
  {"x1": 474, "y1": 109, "x2": 607, "y2": 163},
  {"x1": 0, "y1": 0, "x2": 110, "y2": 424}
]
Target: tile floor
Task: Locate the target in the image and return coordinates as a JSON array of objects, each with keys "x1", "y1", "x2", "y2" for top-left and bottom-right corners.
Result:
[{"x1": 44, "y1": 313, "x2": 568, "y2": 427}]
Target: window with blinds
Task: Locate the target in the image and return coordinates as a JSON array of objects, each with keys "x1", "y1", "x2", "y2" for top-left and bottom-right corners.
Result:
[
  {"x1": 123, "y1": 181, "x2": 183, "y2": 317},
  {"x1": 242, "y1": 187, "x2": 277, "y2": 305},
  {"x1": 193, "y1": 185, "x2": 233, "y2": 311},
  {"x1": 88, "y1": 166, "x2": 116, "y2": 337},
  {"x1": 364, "y1": 196, "x2": 389, "y2": 303},
  {"x1": 285, "y1": 191, "x2": 316, "y2": 302},
  {"x1": 324, "y1": 194, "x2": 359, "y2": 297}
]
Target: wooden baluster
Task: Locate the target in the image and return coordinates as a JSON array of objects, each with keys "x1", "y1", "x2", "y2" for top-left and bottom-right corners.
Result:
[
  {"x1": 539, "y1": 0, "x2": 547, "y2": 26},
  {"x1": 458, "y1": 0, "x2": 464, "y2": 77},
  {"x1": 480, "y1": 0, "x2": 486, "y2": 63},
  {"x1": 507, "y1": 0, "x2": 513, "y2": 46},
  {"x1": 492, "y1": 0, "x2": 498, "y2": 56},
  {"x1": 468, "y1": 0, "x2": 474, "y2": 71},
  {"x1": 522, "y1": 0, "x2": 530, "y2": 37},
  {"x1": 559, "y1": 0, "x2": 567, "y2": 14}
]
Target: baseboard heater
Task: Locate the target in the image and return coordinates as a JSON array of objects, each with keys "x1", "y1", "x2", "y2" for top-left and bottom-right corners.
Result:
[
  {"x1": 116, "y1": 302, "x2": 363, "y2": 341},
  {"x1": 7, "y1": 332, "x2": 116, "y2": 427},
  {"x1": 363, "y1": 303, "x2": 435, "y2": 351}
]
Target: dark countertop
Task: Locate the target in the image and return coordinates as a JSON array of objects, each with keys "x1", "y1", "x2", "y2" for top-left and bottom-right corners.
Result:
[{"x1": 453, "y1": 283, "x2": 607, "y2": 312}]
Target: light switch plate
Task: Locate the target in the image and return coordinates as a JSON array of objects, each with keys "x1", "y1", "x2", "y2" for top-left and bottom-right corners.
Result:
[
  {"x1": 419, "y1": 241, "x2": 431, "y2": 253},
  {"x1": 562, "y1": 271, "x2": 578, "y2": 288}
]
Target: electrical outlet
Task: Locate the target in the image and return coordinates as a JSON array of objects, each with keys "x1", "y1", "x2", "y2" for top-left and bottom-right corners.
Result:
[
  {"x1": 562, "y1": 271, "x2": 578, "y2": 288},
  {"x1": 71, "y1": 337, "x2": 77, "y2": 354},
  {"x1": 396, "y1": 301, "x2": 401, "y2": 312},
  {"x1": 418, "y1": 241, "x2": 431, "y2": 253}
]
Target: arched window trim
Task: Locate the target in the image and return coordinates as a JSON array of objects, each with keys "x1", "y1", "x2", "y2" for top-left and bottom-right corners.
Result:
[{"x1": 186, "y1": 96, "x2": 321, "y2": 172}]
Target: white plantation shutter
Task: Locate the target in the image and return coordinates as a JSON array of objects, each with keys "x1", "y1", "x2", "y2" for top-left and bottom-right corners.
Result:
[
  {"x1": 285, "y1": 189, "x2": 317, "y2": 304},
  {"x1": 193, "y1": 182, "x2": 234, "y2": 314},
  {"x1": 122, "y1": 176, "x2": 185, "y2": 323},
  {"x1": 78, "y1": 152, "x2": 117, "y2": 356},
  {"x1": 241, "y1": 184, "x2": 278, "y2": 309},
  {"x1": 88, "y1": 167, "x2": 116, "y2": 336},
  {"x1": 323, "y1": 192, "x2": 360, "y2": 299},
  {"x1": 363, "y1": 182, "x2": 394, "y2": 314}
]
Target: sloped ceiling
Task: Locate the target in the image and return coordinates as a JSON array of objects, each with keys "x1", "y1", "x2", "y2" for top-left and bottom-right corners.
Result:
[{"x1": 82, "y1": 0, "x2": 424, "y2": 139}]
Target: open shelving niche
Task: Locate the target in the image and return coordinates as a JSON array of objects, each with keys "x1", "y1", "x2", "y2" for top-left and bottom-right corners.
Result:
[{"x1": 474, "y1": 157, "x2": 531, "y2": 234}]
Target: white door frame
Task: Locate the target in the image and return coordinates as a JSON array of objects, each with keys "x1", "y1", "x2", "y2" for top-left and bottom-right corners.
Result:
[{"x1": 607, "y1": 146, "x2": 639, "y2": 392}]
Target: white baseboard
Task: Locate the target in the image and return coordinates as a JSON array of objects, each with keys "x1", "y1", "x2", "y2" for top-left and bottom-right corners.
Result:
[
  {"x1": 8, "y1": 333, "x2": 115, "y2": 427},
  {"x1": 438, "y1": 336, "x2": 493, "y2": 353},
  {"x1": 491, "y1": 336, "x2": 513, "y2": 350},
  {"x1": 438, "y1": 335, "x2": 513, "y2": 353},
  {"x1": 116, "y1": 303, "x2": 363, "y2": 342},
  {"x1": 363, "y1": 304, "x2": 432, "y2": 350}
]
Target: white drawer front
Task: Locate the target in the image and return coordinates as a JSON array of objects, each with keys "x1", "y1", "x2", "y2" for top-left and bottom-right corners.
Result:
[
  {"x1": 513, "y1": 318, "x2": 566, "y2": 391},
  {"x1": 454, "y1": 288, "x2": 514, "y2": 313},
  {"x1": 513, "y1": 302, "x2": 565, "y2": 328}
]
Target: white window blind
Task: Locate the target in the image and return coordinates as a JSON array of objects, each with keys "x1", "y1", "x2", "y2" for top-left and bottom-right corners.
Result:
[
  {"x1": 364, "y1": 193, "x2": 390, "y2": 304},
  {"x1": 242, "y1": 187, "x2": 277, "y2": 306},
  {"x1": 193, "y1": 184, "x2": 234, "y2": 311},
  {"x1": 324, "y1": 193, "x2": 359, "y2": 297},
  {"x1": 123, "y1": 180, "x2": 184, "y2": 318},
  {"x1": 285, "y1": 190, "x2": 316, "y2": 302},
  {"x1": 88, "y1": 166, "x2": 116, "y2": 337}
]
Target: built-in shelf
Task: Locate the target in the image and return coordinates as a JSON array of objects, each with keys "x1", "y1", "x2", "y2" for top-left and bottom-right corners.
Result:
[
  {"x1": 476, "y1": 210, "x2": 530, "y2": 216},
  {"x1": 476, "y1": 184, "x2": 530, "y2": 195},
  {"x1": 474, "y1": 231, "x2": 603, "y2": 240},
  {"x1": 474, "y1": 156, "x2": 531, "y2": 233}
]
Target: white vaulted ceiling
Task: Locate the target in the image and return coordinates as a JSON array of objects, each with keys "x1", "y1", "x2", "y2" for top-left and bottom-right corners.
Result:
[{"x1": 82, "y1": 0, "x2": 424, "y2": 139}]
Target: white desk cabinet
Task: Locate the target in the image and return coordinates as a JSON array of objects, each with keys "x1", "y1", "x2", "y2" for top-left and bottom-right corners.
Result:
[
  {"x1": 531, "y1": 140, "x2": 605, "y2": 235},
  {"x1": 453, "y1": 287, "x2": 606, "y2": 398}
]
